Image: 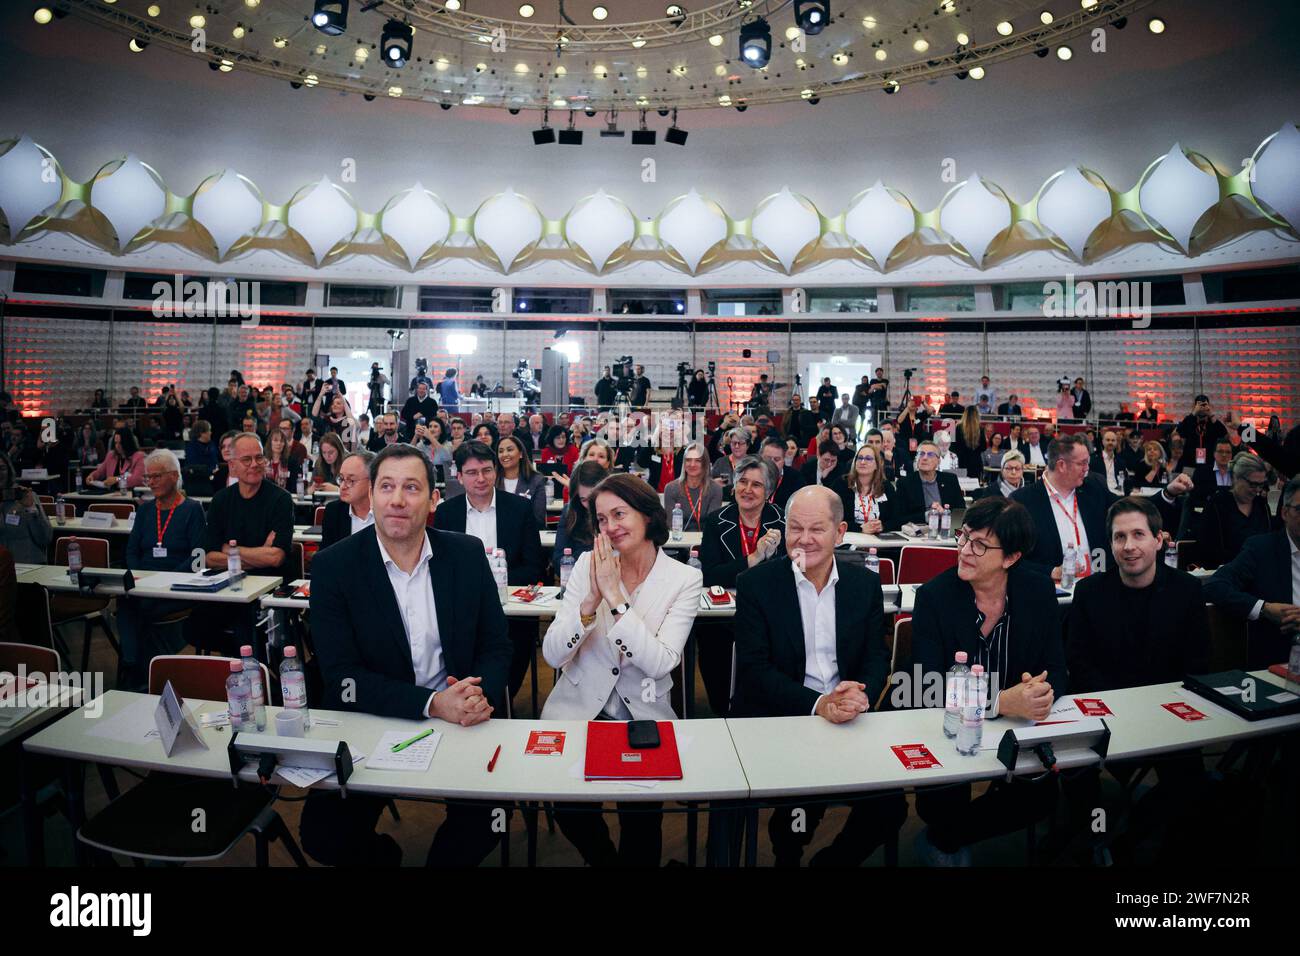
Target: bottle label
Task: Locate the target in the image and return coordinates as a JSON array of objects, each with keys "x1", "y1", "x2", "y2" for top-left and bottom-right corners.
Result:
[{"x1": 282, "y1": 673, "x2": 307, "y2": 708}]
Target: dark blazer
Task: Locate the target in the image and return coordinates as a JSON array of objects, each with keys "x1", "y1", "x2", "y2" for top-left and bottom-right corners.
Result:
[
  {"x1": 1011, "y1": 475, "x2": 1113, "y2": 575},
  {"x1": 1195, "y1": 489, "x2": 1275, "y2": 569},
  {"x1": 635, "y1": 445, "x2": 685, "y2": 491},
  {"x1": 319, "y1": 497, "x2": 359, "y2": 552},
  {"x1": 837, "y1": 479, "x2": 901, "y2": 533},
  {"x1": 894, "y1": 470, "x2": 965, "y2": 525},
  {"x1": 912, "y1": 564, "x2": 1068, "y2": 704},
  {"x1": 700, "y1": 501, "x2": 785, "y2": 589},
  {"x1": 951, "y1": 430, "x2": 986, "y2": 476},
  {"x1": 1066, "y1": 565, "x2": 1211, "y2": 693},
  {"x1": 433, "y1": 490, "x2": 545, "y2": 586},
  {"x1": 499, "y1": 471, "x2": 548, "y2": 526},
  {"x1": 1203, "y1": 529, "x2": 1297, "y2": 668},
  {"x1": 1190, "y1": 462, "x2": 1234, "y2": 505},
  {"x1": 772, "y1": 465, "x2": 804, "y2": 511},
  {"x1": 799, "y1": 459, "x2": 843, "y2": 490},
  {"x1": 997, "y1": 403, "x2": 1022, "y2": 417},
  {"x1": 309, "y1": 526, "x2": 512, "y2": 716},
  {"x1": 732, "y1": 557, "x2": 887, "y2": 717}
]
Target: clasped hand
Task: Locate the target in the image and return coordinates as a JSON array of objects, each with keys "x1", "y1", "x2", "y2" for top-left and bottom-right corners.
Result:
[
  {"x1": 816, "y1": 681, "x2": 869, "y2": 724},
  {"x1": 430, "y1": 675, "x2": 492, "y2": 726},
  {"x1": 579, "y1": 532, "x2": 624, "y2": 617},
  {"x1": 998, "y1": 671, "x2": 1054, "y2": 721}
]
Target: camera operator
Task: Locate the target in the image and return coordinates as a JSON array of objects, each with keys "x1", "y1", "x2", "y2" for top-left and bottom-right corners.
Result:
[
  {"x1": 630, "y1": 364, "x2": 652, "y2": 408},
  {"x1": 366, "y1": 362, "x2": 389, "y2": 419},
  {"x1": 688, "y1": 368, "x2": 710, "y2": 409},
  {"x1": 594, "y1": 366, "x2": 617, "y2": 411},
  {"x1": 409, "y1": 358, "x2": 435, "y2": 397},
  {"x1": 749, "y1": 374, "x2": 774, "y2": 416},
  {"x1": 868, "y1": 367, "x2": 890, "y2": 424}
]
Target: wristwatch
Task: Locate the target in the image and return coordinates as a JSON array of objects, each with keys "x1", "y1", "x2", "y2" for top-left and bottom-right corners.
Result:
[{"x1": 611, "y1": 602, "x2": 632, "y2": 617}]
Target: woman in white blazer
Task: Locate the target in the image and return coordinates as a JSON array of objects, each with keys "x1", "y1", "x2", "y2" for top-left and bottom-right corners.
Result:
[{"x1": 541, "y1": 473, "x2": 702, "y2": 867}]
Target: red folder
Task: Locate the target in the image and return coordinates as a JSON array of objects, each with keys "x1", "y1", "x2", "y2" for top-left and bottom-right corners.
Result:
[{"x1": 584, "y1": 721, "x2": 683, "y2": 781}]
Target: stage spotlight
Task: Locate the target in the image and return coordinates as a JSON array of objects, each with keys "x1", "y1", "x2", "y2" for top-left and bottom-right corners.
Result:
[
  {"x1": 129, "y1": 37, "x2": 149, "y2": 53},
  {"x1": 794, "y1": 0, "x2": 829, "y2": 36},
  {"x1": 1056, "y1": 45, "x2": 1073, "y2": 60},
  {"x1": 665, "y1": 4, "x2": 686, "y2": 26},
  {"x1": 657, "y1": 108, "x2": 671, "y2": 116},
  {"x1": 312, "y1": 0, "x2": 348, "y2": 36},
  {"x1": 440, "y1": 102, "x2": 452, "y2": 110},
  {"x1": 735, "y1": 102, "x2": 747, "y2": 112},
  {"x1": 883, "y1": 79, "x2": 899, "y2": 93},
  {"x1": 363, "y1": 93, "x2": 376, "y2": 100},
  {"x1": 1147, "y1": 17, "x2": 1165, "y2": 33},
  {"x1": 740, "y1": 17, "x2": 771, "y2": 68},
  {"x1": 509, "y1": 107, "x2": 521, "y2": 115},
  {"x1": 1112, "y1": 16, "x2": 1128, "y2": 28},
  {"x1": 665, "y1": 109, "x2": 687, "y2": 145},
  {"x1": 382, "y1": 19, "x2": 413, "y2": 67},
  {"x1": 1035, "y1": 46, "x2": 1048, "y2": 57}
]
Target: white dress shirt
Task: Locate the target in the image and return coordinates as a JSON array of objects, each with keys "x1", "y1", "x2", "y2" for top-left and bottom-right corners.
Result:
[
  {"x1": 502, "y1": 477, "x2": 519, "y2": 495},
  {"x1": 464, "y1": 490, "x2": 498, "y2": 553},
  {"x1": 1044, "y1": 476, "x2": 1091, "y2": 569},
  {"x1": 793, "y1": 560, "x2": 841, "y2": 713},
  {"x1": 375, "y1": 532, "x2": 445, "y2": 712},
  {"x1": 1101, "y1": 452, "x2": 1123, "y2": 494},
  {"x1": 349, "y1": 505, "x2": 375, "y2": 537},
  {"x1": 1248, "y1": 533, "x2": 1300, "y2": 620},
  {"x1": 1026, "y1": 442, "x2": 1047, "y2": 467}
]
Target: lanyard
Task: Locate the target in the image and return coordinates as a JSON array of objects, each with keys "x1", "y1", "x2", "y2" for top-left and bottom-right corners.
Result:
[
  {"x1": 739, "y1": 521, "x2": 762, "y2": 558},
  {"x1": 682, "y1": 483, "x2": 705, "y2": 527},
  {"x1": 156, "y1": 499, "x2": 179, "y2": 547},
  {"x1": 1050, "y1": 491, "x2": 1081, "y2": 545},
  {"x1": 660, "y1": 451, "x2": 674, "y2": 491},
  {"x1": 856, "y1": 490, "x2": 877, "y2": 526}
]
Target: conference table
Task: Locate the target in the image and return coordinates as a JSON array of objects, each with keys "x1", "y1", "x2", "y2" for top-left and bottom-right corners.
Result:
[{"x1": 22, "y1": 669, "x2": 1299, "y2": 867}]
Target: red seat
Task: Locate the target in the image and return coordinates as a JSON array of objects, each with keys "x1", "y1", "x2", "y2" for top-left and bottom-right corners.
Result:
[
  {"x1": 897, "y1": 545, "x2": 958, "y2": 585},
  {"x1": 875, "y1": 556, "x2": 896, "y2": 585},
  {"x1": 148, "y1": 654, "x2": 271, "y2": 702},
  {"x1": 0, "y1": 641, "x2": 62, "y2": 675},
  {"x1": 313, "y1": 505, "x2": 326, "y2": 525},
  {"x1": 86, "y1": 502, "x2": 136, "y2": 520}
]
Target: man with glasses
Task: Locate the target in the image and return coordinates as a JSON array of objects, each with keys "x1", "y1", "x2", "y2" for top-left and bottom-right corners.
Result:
[
  {"x1": 434, "y1": 441, "x2": 544, "y2": 704},
  {"x1": 1195, "y1": 452, "x2": 1278, "y2": 569},
  {"x1": 198, "y1": 433, "x2": 295, "y2": 654},
  {"x1": 320, "y1": 451, "x2": 375, "y2": 551},
  {"x1": 1205, "y1": 477, "x2": 1300, "y2": 668},
  {"x1": 911, "y1": 496, "x2": 1066, "y2": 865},
  {"x1": 118, "y1": 449, "x2": 206, "y2": 689},
  {"x1": 1190, "y1": 437, "x2": 1236, "y2": 507},
  {"x1": 895, "y1": 439, "x2": 965, "y2": 524}
]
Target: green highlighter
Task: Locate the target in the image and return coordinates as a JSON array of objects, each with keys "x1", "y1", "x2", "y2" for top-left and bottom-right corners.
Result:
[{"x1": 391, "y1": 728, "x2": 436, "y2": 753}]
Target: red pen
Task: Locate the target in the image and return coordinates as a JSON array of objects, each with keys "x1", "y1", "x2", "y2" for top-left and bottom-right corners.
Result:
[{"x1": 487, "y1": 744, "x2": 501, "y2": 772}]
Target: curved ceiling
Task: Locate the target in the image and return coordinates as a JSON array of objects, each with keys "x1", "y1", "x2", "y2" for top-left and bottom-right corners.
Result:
[{"x1": 56, "y1": 0, "x2": 1163, "y2": 111}]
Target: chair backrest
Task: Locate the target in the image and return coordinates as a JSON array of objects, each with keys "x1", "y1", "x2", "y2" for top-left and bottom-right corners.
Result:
[
  {"x1": 87, "y1": 502, "x2": 136, "y2": 520},
  {"x1": 38, "y1": 495, "x2": 55, "y2": 505},
  {"x1": 897, "y1": 545, "x2": 958, "y2": 585},
  {"x1": 876, "y1": 618, "x2": 913, "y2": 711},
  {"x1": 313, "y1": 505, "x2": 326, "y2": 525},
  {"x1": 0, "y1": 641, "x2": 62, "y2": 674},
  {"x1": 834, "y1": 549, "x2": 896, "y2": 586},
  {"x1": 876, "y1": 556, "x2": 896, "y2": 586},
  {"x1": 41, "y1": 502, "x2": 57, "y2": 517},
  {"x1": 54, "y1": 536, "x2": 111, "y2": 568},
  {"x1": 15, "y1": 583, "x2": 55, "y2": 649},
  {"x1": 290, "y1": 542, "x2": 305, "y2": 581},
  {"x1": 148, "y1": 654, "x2": 272, "y2": 702}
]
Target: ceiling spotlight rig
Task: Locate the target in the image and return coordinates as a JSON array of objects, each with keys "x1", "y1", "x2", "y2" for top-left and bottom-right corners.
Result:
[{"x1": 739, "y1": 17, "x2": 771, "y2": 69}]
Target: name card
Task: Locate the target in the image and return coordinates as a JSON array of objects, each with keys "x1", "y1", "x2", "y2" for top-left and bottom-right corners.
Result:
[{"x1": 80, "y1": 511, "x2": 116, "y2": 529}]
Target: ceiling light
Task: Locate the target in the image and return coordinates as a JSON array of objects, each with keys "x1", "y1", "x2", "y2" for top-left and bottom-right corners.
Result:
[
  {"x1": 794, "y1": 0, "x2": 829, "y2": 36},
  {"x1": 996, "y1": 20, "x2": 1012, "y2": 36},
  {"x1": 245, "y1": 0, "x2": 260, "y2": 7},
  {"x1": 553, "y1": 97, "x2": 567, "y2": 107},
  {"x1": 312, "y1": 0, "x2": 347, "y2": 36},
  {"x1": 709, "y1": 34, "x2": 723, "y2": 46},
  {"x1": 592, "y1": 5, "x2": 608, "y2": 20},
  {"x1": 273, "y1": 36, "x2": 288, "y2": 48},
  {"x1": 474, "y1": 61, "x2": 486, "y2": 71},
  {"x1": 957, "y1": 31, "x2": 969, "y2": 45},
  {"x1": 519, "y1": 3, "x2": 533, "y2": 16},
  {"x1": 1081, "y1": 0, "x2": 1097, "y2": 6},
  {"x1": 514, "y1": 61, "x2": 528, "y2": 73},
  {"x1": 382, "y1": 19, "x2": 414, "y2": 67},
  {"x1": 718, "y1": 94, "x2": 731, "y2": 105},
  {"x1": 785, "y1": 26, "x2": 801, "y2": 40},
  {"x1": 969, "y1": 65, "x2": 984, "y2": 79},
  {"x1": 463, "y1": 94, "x2": 484, "y2": 105},
  {"x1": 673, "y1": 64, "x2": 687, "y2": 75},
  {"x1": 315, "y1": 44, "x2": 327, "y2": 54},
  {"x1": 594, "y1": 63, "x2": 608, "y2": 76},
  {"x1": 304, "y1": 72, "x2": 319, "y2": 86},
  {"x1": 219, "y1": 59, "x2": 234, "y2": 72},
  {"x1": 740, "y1": 17, "x2": 772, "y2": 68},
  {"x1": 940, "y1": 0, "x2": 955, "y2": 11},
  {"x1": 1147, "y1": 17, "x2": 1165, "y2": 33},
  {"x1": 637, "y1": 65, "x2": 648, "y2": 77},
  {"x1": 147, "y1": 5, "x2": 161, "y2": 17},
  {"x1": 355, "y1": 46, "x2": 369, "y2": 60},
  {"x1": 1056, "y1": 45, "x2": 1073, "y2": 60},
  {"x1": 34, "y1": 6, "x2": 54, "y2": 24},
  {"x1": 1040, "y1": 10, "x2": 1053, "y2": 24},
  {"x1": 435, "y1": 56, "x2": 450, "y2": 70},
  {"x1": 445, "y1": 0, "x2": 461, "y2": 9},
  {"x1": 387, "y1": 85, "x2": 402, "y2": 96},
  {"x1": 913, "y1": 38, "x2": 929, "y2": 52},
  {"x1": 189, "y1": 14, "x2": 206, "y2": 29},
  {"x1": 799, "y1": 88, "x2": 813, "y2": 98},
  {"x1": 129, "y1": 37, "x2": 148, "y2": 52},
  {"x1": 862, "y1": 15, "x2": 876, "y2": 29},
  {"x1": 632, "y1": 36, "x2": 645, "y2": 47},
  {"x1": 232, "y1": 24, "x2": 246, "y2": 38},
  {"x1": 831, "y1": 51, "x2": 848, "y2": 64},
  {"x1": 874, "y1": 48, "x2": 887, "y2": 61}
]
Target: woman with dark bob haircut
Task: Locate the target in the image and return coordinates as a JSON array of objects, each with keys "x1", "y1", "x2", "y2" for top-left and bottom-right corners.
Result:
[{"x1": 541, "y1": 471, "x2": 702, "y2": 866}]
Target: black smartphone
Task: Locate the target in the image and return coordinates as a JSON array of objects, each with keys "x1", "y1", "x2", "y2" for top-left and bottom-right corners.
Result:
[
  {"x1": 202, "y1": 568, "x2": 224, "y2": 577},
  {"x1": 626, "y1": 719, "x2": 660, "y2": 749}
]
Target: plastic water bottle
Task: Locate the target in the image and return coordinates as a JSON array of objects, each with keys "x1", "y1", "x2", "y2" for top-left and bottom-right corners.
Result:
[
  {"x1": 688, "y1": 549, "x2": 703, "y2": 574},
  {"x1": 671, "y1": 503, "x2": 684, "y2": 541},
  {"x1": 940, "y1": 505, "x2": 952, "y2": 539},
  {"x1": 1060, "y1": 544, "x2": 1076, "y2": 590},
  {"x1": 66, "y1": 540, "x2": 83, "y2": 580},
  {"x1": 240, "y1": 644, "x2": 267, "y2": 731},
  {"x1": 1164, "y1": 540, "x2": 1179, "y2": 570},
  {"x1": 544, "y1": 479, "x2": 554, "y2": 505},
  {"x1": 226, "y1": 541, "x2": 243, "y2": 591},
  {"x1": 55, "y1": 495, "x2": 67, "y2": 526},
  {"x1": 559, "y1": 548, "x2": 575, "y2": 588},
  {"x1": 280, "y1": 645, "x2": 310, "y2": 729},
  {"x1": 226, "y1": 660, "x2": 254, "y2": 733},
  {"x1": 1287, "y1": 636, "x2": 1300, "y2": 691},
  {"x1": 492, "y1": 548, "x2": 509, "y2": 603},
  {"x1": 75, "y1": 470, "x2": 84, "y2": 492},
  {"x1": 956, "y1": 664, "x2": 986, "y2": 756},
  {"x1": 865, "y1": 547, "x2": 880, "y2": 575},
  {"x1": 927, "y1": 509, "x2": 940, "y2": 540},
  {"x1": 943, "y1": 651, "x2": 970, "y2": 739}
]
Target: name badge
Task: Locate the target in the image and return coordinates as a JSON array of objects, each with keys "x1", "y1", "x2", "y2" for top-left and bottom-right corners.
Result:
[
  {"x1": 650, "y1": 455, "x2": 662, "y2": 463},
  {"x1": 4, "y1": 513, "x2": 19, "y2": 526},
  {"x1": 1196, "y1": 448, "x2": 1207, "y2": 464},
  {"x1": 878, "y1": 494, "x2": 888, "y2": 502},
  {"x1": 153, "y1": 546, "x2": 168, "y2": 558}
]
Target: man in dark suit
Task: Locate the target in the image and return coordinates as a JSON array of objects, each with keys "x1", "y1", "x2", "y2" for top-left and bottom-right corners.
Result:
[
  {"x1": 894, "y1": 440, "x2": 964, "y2": 524},
  {"x1": 814, "y1": 378, "x2": 838, "y2": 425},
  {"x1": 367, "y1": 411, "x2": 402, "y2": 453},
  {"x1": 760, "y1": 436, "x2": 804, "y2": 510},
  {"x1": 1088, "y1": 429, "x2": 1127, "y2": 496},
  {"x1": 319, "y1": 450, "x2": 375, "y2": 551},
  {"x1": 938, "y1": 391, "x2": 965, "y2": 416},
  {"x1": 733, "y1": 486, "x2": 907, "y2": 866},
  {"x1": 1064, "y1": 495, "x2": 1211, "y2": 858},
  {"x1": 783, "y1": 395, "x2": 819, "y2": 449},
  {"x1": 434, "y1": 440, "x2": 545, "y2": 700},
  {"x1": 303, "y1": 443, "x2": 511, "y2": 867},
  {"x1": 910, "y1": 497, "x2": 1066, "y2": 864},
  {"x1": 799, "y1": 440, "x2": 843, "y2": 489},
  {"x1": 1203, "y1": 477, "x2": 1300, "y2": 669},
  {"x1": 1190, "y1": 437, "x2": 1235, "y2": 506},
  {"x1": 996, "y1": 394, "x2": 1023, "y2": 417}
]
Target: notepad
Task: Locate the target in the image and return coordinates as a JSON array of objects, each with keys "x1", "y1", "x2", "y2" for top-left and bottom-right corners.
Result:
[{"x1": 365, "y1": 729, "x2": 441, "y2": 772}]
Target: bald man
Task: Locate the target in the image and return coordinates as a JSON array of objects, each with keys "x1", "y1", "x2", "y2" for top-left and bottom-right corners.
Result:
[{"x1": 732, "y1": 485, "x2": 906, "y2": 866}]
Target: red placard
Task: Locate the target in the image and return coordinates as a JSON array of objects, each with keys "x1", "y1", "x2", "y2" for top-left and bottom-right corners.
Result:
[
  {"x1": 525, "y1": 730, "x2": 566, "y2": 756},
  {"x1": 1162, "y1": 702, "x2": 1209, "y2": 722},
  {"x1": 891, "y1": 743, "x2": 942, "y2": 770},
  {"x1": 1073, "y1": 697, "x2": 1112, "y2": 717}
]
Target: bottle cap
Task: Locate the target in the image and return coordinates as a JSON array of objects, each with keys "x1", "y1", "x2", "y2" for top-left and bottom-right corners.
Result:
[
  {"x1": 240, "y1": 645, "x2": 253, "y2": 657},
  {"x1": 229, "y1": 661, "x2": 242, "y2": 672},
  {"x1": 971, "y1": 664, "x2": 985, "y2": 674},
  {"x1": 955, "y1": 651, "x2": 968, "y2": 663},
  {"x1": 563, "y1": 548, "x2": 572, "y2": 555},
  {"x1": 284, "y1": 646, "x2": 298, "y2": 658}
]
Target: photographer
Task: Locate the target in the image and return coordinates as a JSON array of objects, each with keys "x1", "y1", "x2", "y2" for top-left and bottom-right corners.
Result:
[
  {"x1": 594, "y1": 367, "x2": 617, "y2": 411},
  {"x1": 688, "y1": 368, "x2": 710, "y2": 409},
  {"x1": 400, "y1": 380, "x2": 440, "y2": 442},
  {"x1": 630, "y1": 364, "x2": 652, "y2": 408},
  {"x1": 366, "y1": 362, "x2": 389, "y2": 419},
  {"x1": 408, "y1": 359, "x2": 435, "y2": 397},
  {"x1": 748, "y1": 374, "x2": 773, "y2": 416}
]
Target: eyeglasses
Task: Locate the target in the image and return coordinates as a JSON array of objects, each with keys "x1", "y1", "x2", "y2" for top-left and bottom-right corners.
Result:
[
  {"x1": 235, "y1": 454, "x2": 267, "y2": 466},
  {"x1": 1242, "y1": 478, "x2": 1271, "y2": 492},
  {"x1": 143, "y1": 471, "x2": 176, "y2": 482},
  {"x1": 916, "y1": 451, "x2": 939, "y2": 459},
  {"x1": 338, "y1": 475, "x2": 368, "y2": 488},
  {"x1": 956, "y1": 529, "x2": 1003, "y2": 556},
  {"x1": 460, "y1": 466, "x2": 495, "y2": 480}
]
